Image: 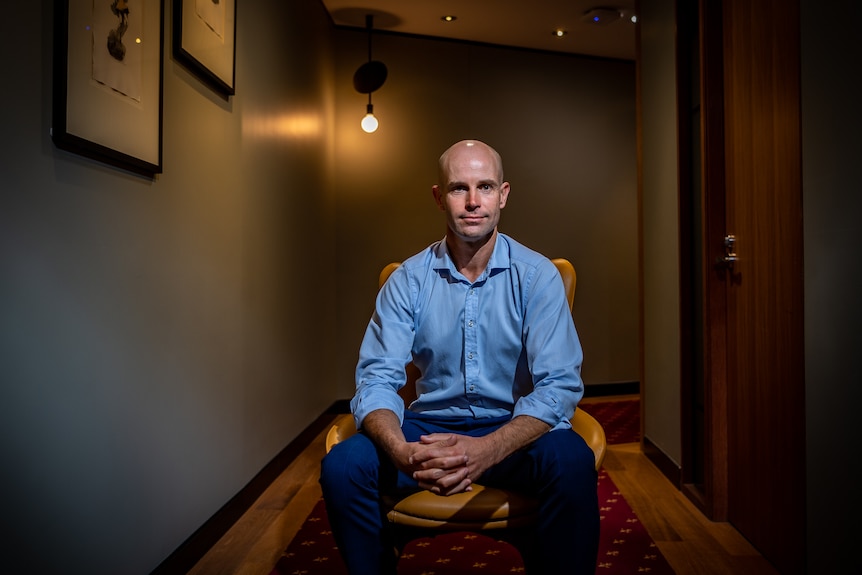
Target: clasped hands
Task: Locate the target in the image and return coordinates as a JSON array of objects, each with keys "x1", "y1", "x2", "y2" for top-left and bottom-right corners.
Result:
[{"x1": 399, "y1": 433, "x2": 499, "y2": 496}]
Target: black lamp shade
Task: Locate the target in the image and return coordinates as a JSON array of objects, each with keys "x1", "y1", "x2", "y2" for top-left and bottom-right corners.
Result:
[{"x1": 353, "y1": 60, "x2": 388, "y2": 94}]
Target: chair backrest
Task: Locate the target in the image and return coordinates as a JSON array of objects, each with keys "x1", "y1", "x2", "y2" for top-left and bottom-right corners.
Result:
[{"x1": 379, "y1": 258, "x2": 577, "y2": 405}]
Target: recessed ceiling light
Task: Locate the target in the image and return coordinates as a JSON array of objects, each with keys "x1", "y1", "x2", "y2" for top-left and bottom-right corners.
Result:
[
  {"x1": 619, "y1": 9, "x2": 638, "y2": 23},
  {"x1": 441, "y1": 15, "x2": 457, "y2": 23},
  {"x1": 552, "y1": 29, "x2": 568, "y2": 37}
]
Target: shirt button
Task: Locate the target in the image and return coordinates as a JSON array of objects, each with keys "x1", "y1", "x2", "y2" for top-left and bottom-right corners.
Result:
[
  {"x1": 468, "y1": 353, "x2": 474, "y2": 359},
  {"x1": 468, "y1": 320, "x2": 474, "y2": 327},
  {"x1": 469, "y1": 385, "x2": 475, "y2": 392}
]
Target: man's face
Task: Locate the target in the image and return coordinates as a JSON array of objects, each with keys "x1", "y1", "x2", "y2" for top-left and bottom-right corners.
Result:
[{"x1": 433, "y1": 145, "x2": 510, "y2": 244}]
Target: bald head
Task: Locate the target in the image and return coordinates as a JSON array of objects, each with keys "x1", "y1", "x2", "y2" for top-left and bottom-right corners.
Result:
[{"x1": 437, "y1": 140, "x2": 504, "y2": 186}]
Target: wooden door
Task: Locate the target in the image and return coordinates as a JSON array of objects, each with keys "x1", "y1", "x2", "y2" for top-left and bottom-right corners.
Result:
[{"x1": 699, "y1": 0, "x2": 806, "y2": 572}]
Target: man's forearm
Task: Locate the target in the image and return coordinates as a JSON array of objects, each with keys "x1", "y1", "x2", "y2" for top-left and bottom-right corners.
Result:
[
  {"x1": 360, "y1": 408, "x2": 408, "y2": 466},
  {"x1": 484, "y1": 415, "x2": 551, "y2": 467}
]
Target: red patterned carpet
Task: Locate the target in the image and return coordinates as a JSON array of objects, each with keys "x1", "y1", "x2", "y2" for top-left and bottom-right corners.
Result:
[
  {"x1": 271, "y1": 398, "x2": 672, "y2": 574},
  {"x1": 578, "y1": 398, "x2": 640, "y2": 445}
]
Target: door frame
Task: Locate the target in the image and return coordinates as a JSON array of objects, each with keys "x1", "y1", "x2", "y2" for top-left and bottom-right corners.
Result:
[{"x1": 677, "y1": 0, "x2": 730, "y2": 521}]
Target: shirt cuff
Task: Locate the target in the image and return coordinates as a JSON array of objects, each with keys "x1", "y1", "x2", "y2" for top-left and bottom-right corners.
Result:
[
  {"x1": 351, "y1": 386, "x2": 406, "y2": 430},
  {"x1": 513, "y1": 390, "x2": 577, "y2": 431}
]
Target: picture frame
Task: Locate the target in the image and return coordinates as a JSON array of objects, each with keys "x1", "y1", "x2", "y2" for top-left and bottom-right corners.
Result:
[
  {"x1": 52, "y1": 0, "x2": 164, "y2": 178},
  {"x1": 173, "y1": 0, "x2": 236, "y2": 96}
]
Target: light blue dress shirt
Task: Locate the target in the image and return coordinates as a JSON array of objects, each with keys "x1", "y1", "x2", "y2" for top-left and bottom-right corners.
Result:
[{"x1": 352, "y1": 234, "x2": 584, "y2": 432}]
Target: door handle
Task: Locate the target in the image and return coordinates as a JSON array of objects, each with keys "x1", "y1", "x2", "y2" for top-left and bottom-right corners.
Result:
[
  {"x1": 715, "y1": 234, "x2": 738, "y2": 267},
  {"x1": 722, "y1": 234, "x2": 738, "y2": 264}
]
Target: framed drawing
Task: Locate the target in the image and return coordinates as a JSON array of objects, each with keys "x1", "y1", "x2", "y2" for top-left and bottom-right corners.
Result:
[
  {"x1": 173, "y1": 0, "x2": 236, "y2": 96},
  {"x1": 52, "y1": 0, "x2": 164, "y2": 177}
]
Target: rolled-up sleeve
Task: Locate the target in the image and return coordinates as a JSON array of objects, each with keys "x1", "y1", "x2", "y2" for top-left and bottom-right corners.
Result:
[
  {"x1": 351, "y1": 265, "x2": 415, "y2": 429},
  {"x1": 512, "y1": 260, "x2": 584, "y2": 430}
]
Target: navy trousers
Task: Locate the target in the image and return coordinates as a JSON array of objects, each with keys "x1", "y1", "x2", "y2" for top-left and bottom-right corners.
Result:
[{"x1": 319, "y1": 412, "x2": 600, "y2": 574}]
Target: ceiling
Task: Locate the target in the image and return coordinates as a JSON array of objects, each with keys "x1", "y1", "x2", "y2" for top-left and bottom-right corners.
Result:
[{"x1": 321, "y1": 0, "x2": 638, "y2": 61}]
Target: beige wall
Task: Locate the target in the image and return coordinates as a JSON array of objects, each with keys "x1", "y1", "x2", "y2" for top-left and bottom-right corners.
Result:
[
  {"x1": 0, "y1": 0, "x2": 335, "y2": 572},
  {"x1": 637, "y1": 0, "x2": 682, "y2": 464},
  {"x1": 332, "y1": 30, "x2": 639, "y2": 398}
]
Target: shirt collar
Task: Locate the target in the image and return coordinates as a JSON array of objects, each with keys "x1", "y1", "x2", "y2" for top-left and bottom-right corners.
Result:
[{"x1": 432, "y1": 234, "x2": 512, "y2": 282}]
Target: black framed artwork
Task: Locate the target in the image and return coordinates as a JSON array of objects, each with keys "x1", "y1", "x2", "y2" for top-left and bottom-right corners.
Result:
[
  {"x1": 52, "y1": 0, "x2": 164, "y2": 177},
  {"x1": 173, "y1": 0, "x2": 236, "y2": 96}
]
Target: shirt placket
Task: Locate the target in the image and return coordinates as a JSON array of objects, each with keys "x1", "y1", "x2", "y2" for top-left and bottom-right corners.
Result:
[{"x1": 464, "y1": 285, "x2": 479, "y2": 399}]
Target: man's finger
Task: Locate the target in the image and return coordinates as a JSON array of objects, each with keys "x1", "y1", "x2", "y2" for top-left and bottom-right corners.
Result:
[{"x1": 419, "y1": 433, "x2": 458, "y2": 446}]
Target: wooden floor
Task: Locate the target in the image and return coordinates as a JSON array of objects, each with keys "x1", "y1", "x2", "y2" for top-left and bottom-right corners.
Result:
[{"x1": 189, "y1": 400, "x2": 780, "y2": 575}]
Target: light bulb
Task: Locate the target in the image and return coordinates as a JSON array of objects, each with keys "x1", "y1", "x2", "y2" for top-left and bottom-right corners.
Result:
[
  {"x1": 361, "y1": 113, "x2": 378, "y2": 133},
  {"x1": 361, "y1": 103, "x2": 378, "y2": 133}
]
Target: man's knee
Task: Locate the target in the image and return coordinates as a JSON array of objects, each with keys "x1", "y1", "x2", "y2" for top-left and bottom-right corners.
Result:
[
  {"x1": 535, "y1": 429, "x2": 597, "y2": 481},
  {"x1": 320, "y1": 433, "x2": 379, "y2": 493}
]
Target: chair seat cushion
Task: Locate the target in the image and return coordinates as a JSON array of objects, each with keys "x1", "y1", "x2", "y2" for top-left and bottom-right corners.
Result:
[{"x1": 385, "y1": 484, "x2": 539, "y2": 530}]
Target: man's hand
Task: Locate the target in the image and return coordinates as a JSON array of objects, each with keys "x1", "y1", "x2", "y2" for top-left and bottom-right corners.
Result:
[
  {"x1": 408, "y1": 434, "x2": 473, "y2": 495},
  {"x1": 410, "y1": 434, "x2": 485, "y2": 494}
]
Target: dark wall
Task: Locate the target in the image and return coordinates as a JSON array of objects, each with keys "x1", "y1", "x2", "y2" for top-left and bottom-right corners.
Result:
[
  {"x1": 801, "y1": 0, "x2": 862, "y2": 571},
  {"x1": 332, "y1": 30, "x2": 639, "y2": 397}
]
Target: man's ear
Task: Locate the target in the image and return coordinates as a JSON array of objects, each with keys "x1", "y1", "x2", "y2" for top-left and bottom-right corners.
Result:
[
  {"x1": 499, "y1": 182, "x2": 511, "y2": 209},
  {"x1": 431, "y1": 185, "x2": 445, "y2": 210}
]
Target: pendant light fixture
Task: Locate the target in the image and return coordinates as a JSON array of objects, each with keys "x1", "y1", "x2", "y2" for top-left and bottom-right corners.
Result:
[{"x1": 353, "y1": 15, "x2": 387, "y2": 133}]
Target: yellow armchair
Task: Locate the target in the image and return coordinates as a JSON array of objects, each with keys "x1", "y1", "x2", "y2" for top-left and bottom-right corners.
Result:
[{"x1": 326, "y1": 258, "x2": 606, "y2": 553}]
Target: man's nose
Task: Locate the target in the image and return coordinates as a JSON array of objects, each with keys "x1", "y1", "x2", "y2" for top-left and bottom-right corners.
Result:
[{"x1": 465, "y1": 188, "x2": 480, "y2": 207}]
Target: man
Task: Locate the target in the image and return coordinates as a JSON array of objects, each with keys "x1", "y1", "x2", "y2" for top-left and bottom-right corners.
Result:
[{"x1": 320, "y1": 140, "x2": 599, "y2": 574}]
